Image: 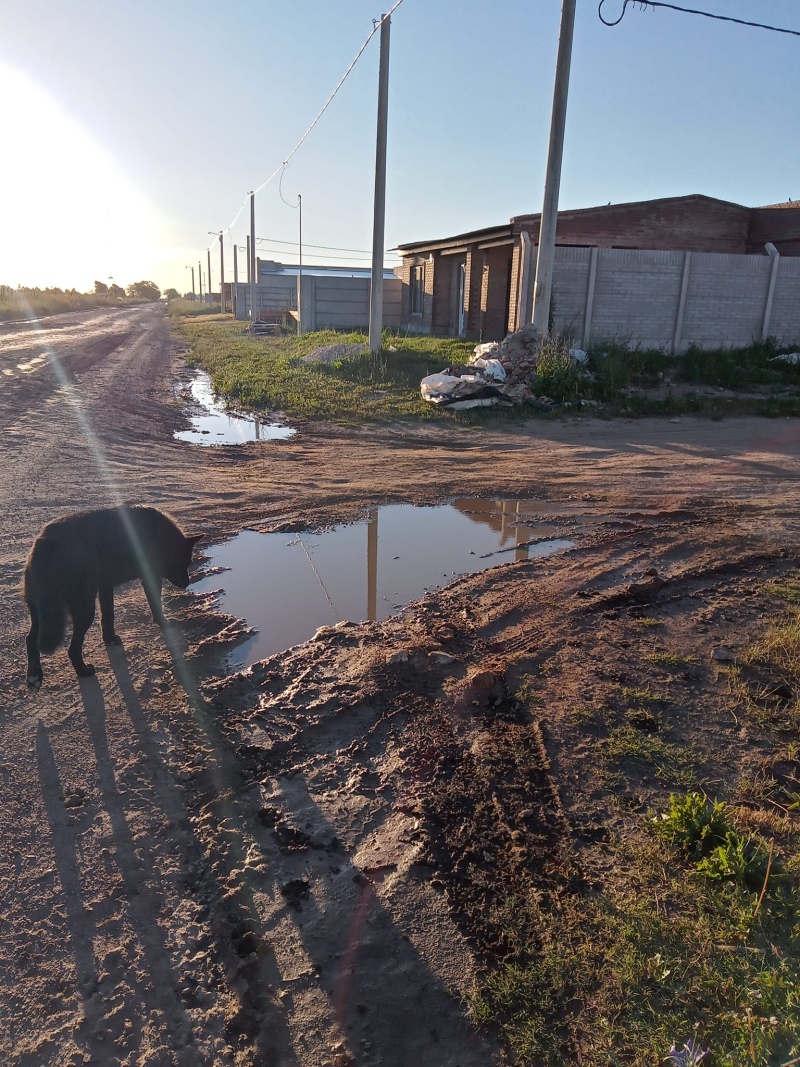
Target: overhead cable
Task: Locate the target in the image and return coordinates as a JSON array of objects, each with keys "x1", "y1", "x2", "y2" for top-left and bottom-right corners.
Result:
[{"x1": 599, "y1": 0, "x2": 800, "y2": 36}]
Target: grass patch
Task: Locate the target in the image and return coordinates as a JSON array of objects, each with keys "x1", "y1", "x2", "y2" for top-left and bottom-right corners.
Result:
[
  {"x1": 167, "y1": 319, "x2": 800, "y2": 426},
  {"x1": 763, "y1": 581, "x2": 800, "y2": 608},
  {"x1": 470, "y1": 835, "x2": 800, "y2": 1066},
  {"x1": 170, "y1": 318, "x2": 476, "y2": 423},
  {"x1": 604, "y1": 725, "x2": 699, "y2": 787},
  {"x1": 645, "y1": 651, "x2": 700, "y2": 669},
  {"x1": 167, "y1": 297, "x2": 221, "y2": 316},
  {"x1": 619, "y1": 685, "x2": 669, "y2": 705}
]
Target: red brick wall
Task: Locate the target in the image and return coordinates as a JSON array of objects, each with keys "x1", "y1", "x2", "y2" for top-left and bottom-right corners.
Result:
[
  {"x1": 513, "y1": 197, "x2": 752, "y2": 254},
  {"x1": 400, "y1": 254, "x2": 434, "y2": 331},
  {"x1": 747, "y1": 207, "x2": 800, "y2": 256},
  {"x1": 480, "y1": 247, "x2": 513, "y2": 340}
]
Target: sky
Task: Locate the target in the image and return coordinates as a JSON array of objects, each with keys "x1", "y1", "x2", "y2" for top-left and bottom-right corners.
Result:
[{"x1": 1, "y1": 0, "x2": 798, "y2": 295}]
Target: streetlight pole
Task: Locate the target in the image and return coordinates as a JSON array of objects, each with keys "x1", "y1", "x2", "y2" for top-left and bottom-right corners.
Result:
[
  {"x1": 531, "y1": 0, "x2": 576, "y2": 335},
  {"x1": 207, "y1": 248, "x2": 212, "y2": 306}
]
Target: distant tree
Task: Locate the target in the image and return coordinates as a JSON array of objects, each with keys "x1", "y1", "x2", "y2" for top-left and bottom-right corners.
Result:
[
  {"x1": 93, "y1": 280, "x2": 108, "y2": 296},
  {"x1": 163, "y1": 287, "x2": 180, "y2": 301},
  {"x1": 108, "y1": 283, "x2": 125, "y2": 300},
  {"x1": 126, "y1": 280, "x2": 161, "y2": 302}
]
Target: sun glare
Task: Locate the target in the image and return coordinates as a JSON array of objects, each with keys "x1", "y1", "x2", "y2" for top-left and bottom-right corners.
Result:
[{"x1": 0, "y1": 63, "x2": 163, "y2": 291}]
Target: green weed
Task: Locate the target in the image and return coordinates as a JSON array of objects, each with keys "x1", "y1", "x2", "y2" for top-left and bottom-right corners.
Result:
[
  {"x1": 646, "y1": 651, "x2": 700, "y2": 669},
  {"x1": 604, "y1": 725, "x2": 698, "y2": 786}
]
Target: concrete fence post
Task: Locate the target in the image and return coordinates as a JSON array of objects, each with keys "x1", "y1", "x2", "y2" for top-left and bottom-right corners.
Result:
[
  {"x1": 516, "y1": 232, "x2": 532, "y2": 330},
  {"x1": 761, "y1": 242, "x2": 781, "y2": 341},
  {"x1": 672, "y1": 251, "x2": 692, "y2": 355},
  {"x1": 582, "y1": 246, "x2": 599, "y2": 349}
]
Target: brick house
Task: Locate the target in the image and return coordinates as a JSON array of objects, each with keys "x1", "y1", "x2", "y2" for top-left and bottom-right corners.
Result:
[{"x1": 396, "y1": 194, "x2": 800, "y2": 341}]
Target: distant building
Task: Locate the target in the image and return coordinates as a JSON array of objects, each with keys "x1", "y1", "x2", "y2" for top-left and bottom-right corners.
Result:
[{"x1": 232, "y1": 259, "x2": 401, "y2": 330}]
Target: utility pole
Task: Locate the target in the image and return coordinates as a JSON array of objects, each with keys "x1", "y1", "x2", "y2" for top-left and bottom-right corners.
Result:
[
  {"x1": 249, "y1": 192, "x2": 257, "y2": 328},
  {"x1": 297, "y1": 193, "x2": 303, "y2": 334},
  {"x1": 233, "y1": 244, "x2": 238, "y2": 317},
  {"x1": 209, "y1": 231, "x2": 225, "y2": 312},
  {"x1": 246, "y1": 236, "x2": 251, "y2": 284},
  {"x1": 531, "y1": 0, "x2": 576, "y2": 335},
  {"x1": 207, "y1": 248, "x2": 212, "y2": 305},
  {"x1": 198, "y1": 261, "x2": 203, "y2": 300},
  {"x1": 219, "y1": 232, "x2": 225, "y2": 313},
  {"x1": 187, "y1": 266, "x2": 195, "y2": 297},
  {"x1": 368, "y1": 12, "x2": 391, "y2": 353}
]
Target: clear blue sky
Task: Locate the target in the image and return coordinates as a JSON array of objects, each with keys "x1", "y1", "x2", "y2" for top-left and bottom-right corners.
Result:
[{"x1": 1, "y1": 0, "x2": 798, "y2": 294}]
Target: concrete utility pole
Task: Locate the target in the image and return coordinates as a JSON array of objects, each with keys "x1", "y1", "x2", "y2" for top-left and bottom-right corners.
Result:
[
  {"x1": 208, "y1": 231, "x2": 225, "y2": 312},
  {"x1": 249, "y1": 191, "x2": 257, "y2": 327},
  {"x1": 531, "y1": 0, "x2": 576, "y2": 335},
  {"x1": 198, "y1": 261, "x2": 203, "y2": 300},
  {"x1": 297, "y1": 193, "x2": 303, "y2": 334},
  {"x1": 187, "y1": 266, "x2": 195, "y2": 297},
  {"x1": 233, "y1": 244, "x2": 238, "y2": 317},
  {"x1": 219, "y1": 233, "x2": 225, "y2": 312},
  {"x1": 207, "y1": 248, "x2": 212, "y2": 305},
  {"x1": 368, "y1": 12, "x2": 391, "y2": 354}
]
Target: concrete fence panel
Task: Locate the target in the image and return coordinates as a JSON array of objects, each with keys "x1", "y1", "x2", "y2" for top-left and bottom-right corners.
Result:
[
  {"x1": 769, "y1": 258, "x2": 800, "y2": 345},
  {"x1": 679, "y1": 252, "x2": 769, "y2": 349},
  {"x1": 234, "y1": 276, "x2": 401, "y2": 331},
  {"x1": 587, "y1": 249, "x2": 685, "y2": 349},
  {"x1": 541, "y1": 246, "x2": 800, "y2": 351}
]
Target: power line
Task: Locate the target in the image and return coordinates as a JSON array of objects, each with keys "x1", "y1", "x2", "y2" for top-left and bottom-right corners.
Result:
[
  {"x1": 210, "y1": 0, "x2": 407, "y2": 252},
  {"x1": 598, "y1": 0, "x2": 800, "y2": 36},
  {"x1": 254, "y1": 236, "x2": 397, "y2": 254},
  {"x1": 253, "y1": 246, "x2": 393, "y2": 263}
]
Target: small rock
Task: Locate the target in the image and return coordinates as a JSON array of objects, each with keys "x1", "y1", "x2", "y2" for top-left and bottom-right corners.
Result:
[
  {"x1": 429, "y1": 652, "x2": 458, "y2": 665},
  {"x1": 386, "y1": 650, "x2": 409, "y2": 665},
  {"x1": 711, "y1": 647, "x2": 736, "y2": 663}
]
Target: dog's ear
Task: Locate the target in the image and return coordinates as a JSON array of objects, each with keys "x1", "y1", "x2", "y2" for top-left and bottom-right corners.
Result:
[{"x1": 187, "y1": 534, "x2": 204, "y2": 548}]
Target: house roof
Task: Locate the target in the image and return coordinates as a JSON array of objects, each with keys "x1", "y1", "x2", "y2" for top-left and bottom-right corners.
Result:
[
  {"x1": 395, "y1": 223, "x2": 512, "y2": 254},
  {"x1": 397, "y1": 194, "x2": 754, "y2": 256},
  {"x1": 510, "y1": 192, "x2": 749, "y2": 226},
  {"x1": 756, "y1": 200, "x2": 800, "y2": 210}
]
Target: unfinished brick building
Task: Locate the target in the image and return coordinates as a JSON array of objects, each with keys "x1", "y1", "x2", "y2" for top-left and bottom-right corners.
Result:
[{"x1": 396, "y1": 194, "x2": 800, "y2": 341}]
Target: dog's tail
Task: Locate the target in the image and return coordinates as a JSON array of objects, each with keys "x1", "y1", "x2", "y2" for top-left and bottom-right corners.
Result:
[{"x1": 24, "y1": 540, "x2": 68, "y2": 654}]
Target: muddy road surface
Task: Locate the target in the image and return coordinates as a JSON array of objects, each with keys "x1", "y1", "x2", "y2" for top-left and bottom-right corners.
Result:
[{"x1": 2, "y1": 304, "x2": 800, "y2": 1066}]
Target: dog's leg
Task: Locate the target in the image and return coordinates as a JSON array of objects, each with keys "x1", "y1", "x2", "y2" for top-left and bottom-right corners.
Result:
[
  {"x1": 67, "y1": 595, "x2": 97, "y2": 677},
  {"x1": 142, "y1": 576, "x2": 166, "y2": 628},
  {"x1": 99, "y1": 585, "x2": 121, "y2": 645},
  {"x1": 26, "y1": 603, "x2": 43, "y2": 688}
]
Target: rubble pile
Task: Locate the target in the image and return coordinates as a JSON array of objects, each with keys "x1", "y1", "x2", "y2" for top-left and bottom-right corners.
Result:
[
  {"x1": 473, "y1": 322, "x2": 545, "y2": 386},
  {"x1": 419, "y1": 323, "x2": 589, "y2": 410}
]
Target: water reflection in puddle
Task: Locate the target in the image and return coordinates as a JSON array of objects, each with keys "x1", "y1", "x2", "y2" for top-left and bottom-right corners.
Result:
[
  {"x1": 194, "y1": 499, "x2": 574, "y2": 668},
  {"x1": 175, "y1": 371, "x2": 295, "y2": 445}
]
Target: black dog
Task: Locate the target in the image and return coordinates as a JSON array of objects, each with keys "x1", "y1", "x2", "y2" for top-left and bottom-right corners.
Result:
[{"x1": 24, "y1": 505, "x2": 203, "y2": 687}]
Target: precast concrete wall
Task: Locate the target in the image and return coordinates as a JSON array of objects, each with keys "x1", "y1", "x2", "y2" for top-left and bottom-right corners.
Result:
[
  {"x1": 522, "y1": 247, "x2": 800, "y2": 351},
  {"x1": 233, "y1": 276, "x2": 401, "y2": 332}
]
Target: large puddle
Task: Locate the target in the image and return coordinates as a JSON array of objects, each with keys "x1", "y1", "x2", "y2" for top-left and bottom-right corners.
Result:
[
  {"x1": 175, "y1": 371, "x2": 295, "y2": 445},
  {"x1": 194, "y1": 499, "x2": 574, "y2": 668}
]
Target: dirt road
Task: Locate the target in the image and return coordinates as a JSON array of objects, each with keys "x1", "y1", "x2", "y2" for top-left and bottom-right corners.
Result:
[{"x1": 2, "y1": 304, "x2": 800, "y2": 1066}]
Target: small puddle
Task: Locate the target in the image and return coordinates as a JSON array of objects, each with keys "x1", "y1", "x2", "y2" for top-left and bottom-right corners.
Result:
[
  {"x1": 175, "y1": 370, "x2": 295, "y2": 445},
  {"x1": 194, "y1": 499, "x2": 574, "y2": 668}
]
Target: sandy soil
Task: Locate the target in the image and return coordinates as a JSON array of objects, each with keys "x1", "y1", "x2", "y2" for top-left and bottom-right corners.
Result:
[{"x1": 2, "y1": 304, "x2": 800, "y2": 1066}]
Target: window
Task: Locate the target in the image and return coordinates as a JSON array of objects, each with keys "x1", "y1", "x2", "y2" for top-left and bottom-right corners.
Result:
[{"x1": 411, "y1": 264, "x2": 424, "y2": 316}]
